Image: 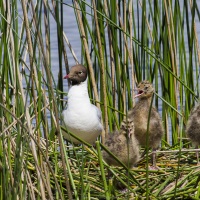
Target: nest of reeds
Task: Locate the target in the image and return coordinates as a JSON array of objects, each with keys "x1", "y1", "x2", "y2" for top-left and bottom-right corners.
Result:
[{"x1": 11, "y1": 137, "x2": 198, "y2": 200}]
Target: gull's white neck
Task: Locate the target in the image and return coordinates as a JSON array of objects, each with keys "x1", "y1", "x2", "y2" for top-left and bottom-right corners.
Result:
[{"x1": 67, "y1": 78, "x2": 90, "y2": 104}]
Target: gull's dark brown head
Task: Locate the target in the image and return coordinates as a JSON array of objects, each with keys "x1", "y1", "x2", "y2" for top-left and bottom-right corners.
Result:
[
  {"x1": 134, "y1": 80, "x2": 154, "y2": 99},
  {"x1": 64, "y1": 64, "x2": 87, "y2": 85}
]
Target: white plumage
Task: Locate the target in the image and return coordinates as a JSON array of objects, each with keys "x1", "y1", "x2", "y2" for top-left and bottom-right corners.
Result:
[{"x1": 62, "y1": 64, "x2": 103, "y2": 144}]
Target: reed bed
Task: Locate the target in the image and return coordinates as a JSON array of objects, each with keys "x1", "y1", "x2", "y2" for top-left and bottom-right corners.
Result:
[{"x1": 0, "y1": 0, "x2": 200, "y2": 199}]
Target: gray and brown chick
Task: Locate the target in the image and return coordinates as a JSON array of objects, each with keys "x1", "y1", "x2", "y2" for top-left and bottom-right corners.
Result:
[
  {"x1": 103, "y1": 119, "x2": 140, "y2": 168},
  {"x1": 126, "y1": 80, "x2": 164, "y2": 168},
  {"x1": 186, "y1": 102, "x2": 200, "y2": 165}
]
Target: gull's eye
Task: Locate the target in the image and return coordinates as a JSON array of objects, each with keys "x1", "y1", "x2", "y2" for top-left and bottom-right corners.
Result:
[{"x1": 78, "y1": 71, "x2": 83, "y2": 75}]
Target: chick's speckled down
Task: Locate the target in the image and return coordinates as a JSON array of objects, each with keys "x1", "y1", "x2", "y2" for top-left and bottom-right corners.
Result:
[{"x1": 103, "y1": 119, "x2": 140, "y2": 168}]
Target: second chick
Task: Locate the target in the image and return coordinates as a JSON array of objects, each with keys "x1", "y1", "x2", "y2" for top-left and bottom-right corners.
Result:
[{"x1": 103, "y1": 119, "x2": 140, "y2": 168}]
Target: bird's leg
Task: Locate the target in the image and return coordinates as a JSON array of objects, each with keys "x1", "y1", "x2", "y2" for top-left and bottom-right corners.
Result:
[
  {"x1": 195, "y1": 145, "x2": 200, "y2": 165},
  {"x1": 148, "y1": 148, "x2": 160, "y2": 170},
  {"x1": 152, "y1": 148, "x2": 157, "y2": 168}
]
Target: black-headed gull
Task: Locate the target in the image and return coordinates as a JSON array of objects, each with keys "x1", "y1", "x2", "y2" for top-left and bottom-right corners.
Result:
[{"x1": 62, "y1": 64, "x2": 103, "y2": 144}]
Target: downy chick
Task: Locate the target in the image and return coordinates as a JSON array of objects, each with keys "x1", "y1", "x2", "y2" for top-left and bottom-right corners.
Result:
[
  {"x1": 186, "y1": 102, "x2": 200, "y2": 164},
  {"x1": 103, "y1": 119, "x2": 139, "y2": 168},
  {"x1": 126, "y1": 80, "x2": 164, "y2": 168}
]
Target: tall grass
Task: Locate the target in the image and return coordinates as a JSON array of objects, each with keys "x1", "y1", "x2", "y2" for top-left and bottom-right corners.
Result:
[{"x1": 0, "y1": 0, "x2": 199, "y2": 199}]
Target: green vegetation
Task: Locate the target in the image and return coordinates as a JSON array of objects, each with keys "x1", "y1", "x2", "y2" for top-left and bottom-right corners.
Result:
[{"x1": 0, "y1": 0, "x2": 199, "y2": 199}]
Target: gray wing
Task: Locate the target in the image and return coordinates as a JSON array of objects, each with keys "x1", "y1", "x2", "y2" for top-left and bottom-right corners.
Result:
[{"x1": 92, "y1": 104, "x2": 102, "y2": 121}]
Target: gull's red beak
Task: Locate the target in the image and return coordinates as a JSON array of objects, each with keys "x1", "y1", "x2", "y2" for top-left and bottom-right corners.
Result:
[{"x1": 64, "y1": 74, "x2": 69, "y2": 79}]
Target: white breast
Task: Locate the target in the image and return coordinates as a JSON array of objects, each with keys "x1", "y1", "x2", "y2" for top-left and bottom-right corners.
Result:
[{"x1": 62, "y1": 80, "x2": 103, "y2": 144}]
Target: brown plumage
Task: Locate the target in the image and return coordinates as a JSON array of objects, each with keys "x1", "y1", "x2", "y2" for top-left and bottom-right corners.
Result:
[
  {"x1": 102, "y1": 119, "x2": 139, "y2": 168},
  {"x1": 186, "y1": 102, "x2": 200, "y2": 164},
  {"x1": 126, "y1": 80, "x2": 164, "y2": 168}
]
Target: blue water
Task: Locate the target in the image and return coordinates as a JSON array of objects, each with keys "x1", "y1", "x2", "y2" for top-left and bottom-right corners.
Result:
[{"x1": 54, "y1": 1, "x2": 200, "y2": 84}]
